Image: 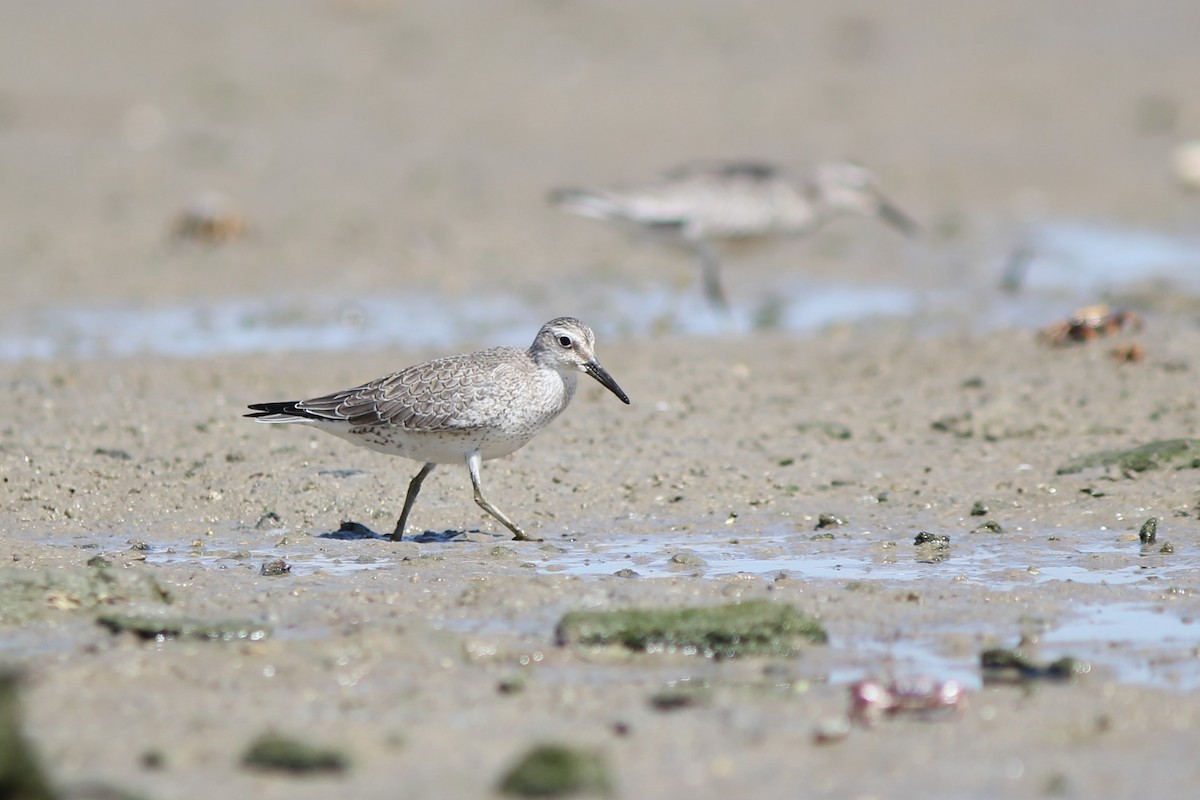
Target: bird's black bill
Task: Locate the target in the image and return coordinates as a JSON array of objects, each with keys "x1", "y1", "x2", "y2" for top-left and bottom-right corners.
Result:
[
  {"x1": 878, "y1": 199, "x2": 919, "y2": 237},
  {"x1": 585, "y1": 361, "x2": 631, "y2": 404}
]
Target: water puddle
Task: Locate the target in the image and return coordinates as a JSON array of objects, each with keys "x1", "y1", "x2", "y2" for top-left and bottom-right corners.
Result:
[
  {"x1": 0, "y1": 281, "x2": 921, "y2": 362},
  {"x1": 4, "y1": 217, "x2": 1199, "y2": 361},
  {"x1": 828, "y1": 637, "x2": 981, "y2": 690},
  {"x1": 72, "y1": 527, "x2": 1196, "y2": 590},
  {"x1": 80, "y1": 533, "x2": 395, "y2": 578},
  {"x1": 826, "y1": 600, "x2": 1200, "y2": 691},
  {"x1": 1009, "y1": 220, "x2": 1200, "y2": 293},
  {"x1": 33, "y1": 527, "x2": 1200, "y2": 690},
  {"x1": 1041, "y1": 602, "x2": 1200, "y2": 689},
  {"x1": 532, "y1": 531, "x2": 1198, "y2": 590}
]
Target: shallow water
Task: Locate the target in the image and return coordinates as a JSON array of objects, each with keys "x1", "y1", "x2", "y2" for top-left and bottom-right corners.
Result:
[
  {"x1": 0, "y1": 281, "x2": 921, "y2": 361},
  {"x1": 75, "y1": 525, "x2": 1195, "y2": 590},
  {"x1": 2, "y1": 219, "x2": 1197, "y2": 361},
  {"x1": 1012, "y1": 220, "x2": 1200, "y2": 293},
  {"x1": 533, "y1": 530, "x2": 1195, "y2": 589},
  {"x1": 827, "y1": 600, "x2": 1200, "y2": 691},
  {"x1": 43, "y1": 525, "x2": 1200, "y2": 691}
]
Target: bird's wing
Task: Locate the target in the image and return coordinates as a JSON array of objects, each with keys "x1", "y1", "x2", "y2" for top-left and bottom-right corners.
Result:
[
  {"x1": 294, "y1": 348, "x2": 520, "y2": 432},
  {"x1": 662, "y1": 160, "x2": 782, "y2": 183}
]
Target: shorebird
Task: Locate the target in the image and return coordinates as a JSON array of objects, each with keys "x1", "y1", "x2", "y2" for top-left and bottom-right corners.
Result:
[
  {"x1": 246, "y1": 317, "x2": 630, "y2": 541},
  {"x1": 549, "y1": 160, "x2": 918, "y2": 309}
]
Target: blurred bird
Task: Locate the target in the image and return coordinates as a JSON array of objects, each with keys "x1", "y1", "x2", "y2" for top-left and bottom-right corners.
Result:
[{"x1": 549, "y1": 160, "x2": 918, "y2": 309}]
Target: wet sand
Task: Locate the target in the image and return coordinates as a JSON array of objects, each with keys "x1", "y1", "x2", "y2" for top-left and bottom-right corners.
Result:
[{"x1": 3, "y1": 2, "x2": 1200, "y2": 798}]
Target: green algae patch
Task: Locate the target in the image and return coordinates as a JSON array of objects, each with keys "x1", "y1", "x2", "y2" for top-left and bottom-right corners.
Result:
[
  {"x1": 0, "y1": 567, "x2": 171, "y2": 626},
  {"x1": 97, "y1": 613, "x2": 271, "y2": 642},
  {"x1": 555, "y1": 600, "x2": 826, "y2": 658},
  {"x1": 241, "y1": 732, "x2": 349, "y2": 774},
  {"x1": 498, "y1": 744, "x2": 613, "y2": 797},
  {"x1": 981, "y1": 647, "x2": 1091, "y2": 684},
  {"x1": 1056, "y1": 438, "x2": 1200, "y2": 475},
  {"x1": 0, "y1": 672, "x2": 57, "y2": 800}
]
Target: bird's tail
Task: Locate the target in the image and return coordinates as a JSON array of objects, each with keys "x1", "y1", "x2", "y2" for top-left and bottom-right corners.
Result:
[
  {"x1": 547, "y1": 187, "x2": 631, "y2": 221},
  {"x1": 245, "y1": 401, "x2": 316, "y2": 423}
]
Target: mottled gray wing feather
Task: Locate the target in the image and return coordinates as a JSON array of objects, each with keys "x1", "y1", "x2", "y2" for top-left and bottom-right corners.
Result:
[{"x1": 294, "y1": 347, "x2": 524, "y2": 431}]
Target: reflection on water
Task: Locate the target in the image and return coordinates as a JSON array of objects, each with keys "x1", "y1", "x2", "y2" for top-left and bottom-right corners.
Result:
[{"x1": 3, "y1": 219, "x2": 1199, "y2": 361}]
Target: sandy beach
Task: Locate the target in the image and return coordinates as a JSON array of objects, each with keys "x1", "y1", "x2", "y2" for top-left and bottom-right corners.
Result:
[{"x1": 3, "y1": 2, "x2": 1200, "y2": 798}]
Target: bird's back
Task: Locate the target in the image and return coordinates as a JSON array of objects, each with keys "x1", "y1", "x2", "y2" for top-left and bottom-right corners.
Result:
[
  {"x1": 552, "y1": 160, "x2": 816, "y2": 239},
  {"x1": 253, "y1": 346, "x2": 574, "y2": 435}
]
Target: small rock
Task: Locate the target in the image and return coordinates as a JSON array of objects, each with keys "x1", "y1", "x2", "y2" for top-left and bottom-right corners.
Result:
[
  {"x1": 254, "y1": 512, "x2": 282, "y2": 530},
  {"x1": 1139, "y1": 517, "x2": 1158, "y2": 544},
  {"x1": 260, "y1": 559, "x2": 291, "y2": 577},
  {"x1": 337, "y1": 520, "x2": 374, "y2": 537},
  {"x1": 969, "y1": 501, "x2": 989, "y2": 517},
  {"x1": 816, "y1": 513, "x2": 846, "y2": 530},
  {"x1": 914, "y1": 532, "x2": 949, "y2": 546},
  {"x1": 667, "y1": 551, "x2": 706, "y2": 568}
]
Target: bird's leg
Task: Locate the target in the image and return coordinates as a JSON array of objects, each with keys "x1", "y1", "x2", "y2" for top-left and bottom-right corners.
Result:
[
  {"x1": 390, "y1": 462, "x2": 436, "y2": 541},
  {"x1": 466, "y1": 451, "x2": 542, "y2": 542},
  {"x1": 691, "y1": 241, "x2": 729, "y2": 312}
]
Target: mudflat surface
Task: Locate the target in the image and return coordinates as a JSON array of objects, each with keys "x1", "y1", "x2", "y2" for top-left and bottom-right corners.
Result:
[{"x1": 3, "y1": 2, "x2": 1200, "y2": 799}]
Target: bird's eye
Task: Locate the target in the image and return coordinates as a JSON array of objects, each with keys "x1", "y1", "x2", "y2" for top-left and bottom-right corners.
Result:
[{"x1": 557, "y1": 335, "x2": 573, "y2": 348}]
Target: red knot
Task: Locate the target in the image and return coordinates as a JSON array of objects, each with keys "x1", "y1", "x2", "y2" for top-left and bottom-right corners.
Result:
[
  {"x1": 550, "y1": 160, "x2": 917, "y2": 309},
  {"x1": 246, "y1": 317, "x2": 629, "y2": 541}
]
